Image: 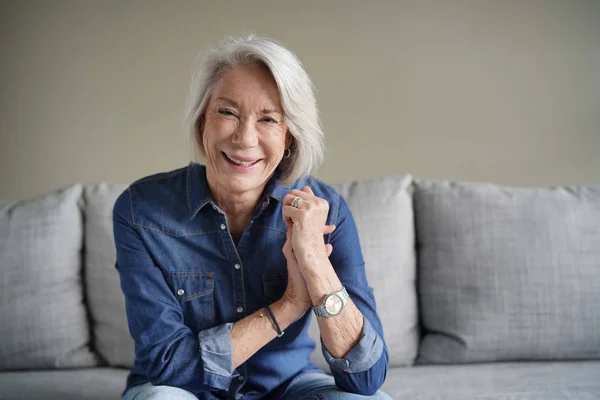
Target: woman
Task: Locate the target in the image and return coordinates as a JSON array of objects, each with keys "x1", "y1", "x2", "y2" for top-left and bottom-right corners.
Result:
[{"x1": 114, "y1": 34, "x2": 391, "y2": 400}]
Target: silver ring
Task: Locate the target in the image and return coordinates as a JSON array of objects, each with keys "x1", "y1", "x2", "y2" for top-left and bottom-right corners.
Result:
[{"x1": 291, "y1": 196, "x2": 303, "y2": 209}]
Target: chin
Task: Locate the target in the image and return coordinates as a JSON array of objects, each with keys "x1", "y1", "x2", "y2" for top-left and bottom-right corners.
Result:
[{"x1": 221, "y1": 174, "x2": 267, "y2": 195}]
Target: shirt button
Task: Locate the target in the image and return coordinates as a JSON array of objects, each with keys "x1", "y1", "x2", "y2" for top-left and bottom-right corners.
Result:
[
  {"x1": 177, "y1": 289, "x2": 184, "y2": 295},
  {"x1": 234, "y1": 263, "x2": 241, "y2": 270},
  {"x1": 238, "y1": 375, "x2": 244, "y2": 381},
  {"x1": 237, "y1": 306, "x2": 244, "y2": 313},
  {"x1": 220, "y1": 224, "x2": 226, "y2": 230},
  {"x1": 261, "y1": 202, "x2": 267, "y2": 209}
]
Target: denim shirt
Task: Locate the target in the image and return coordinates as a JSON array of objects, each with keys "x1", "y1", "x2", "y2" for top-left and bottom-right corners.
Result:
[{"x1": 113, "y1": 162, "x2": 389, "y2": 399}]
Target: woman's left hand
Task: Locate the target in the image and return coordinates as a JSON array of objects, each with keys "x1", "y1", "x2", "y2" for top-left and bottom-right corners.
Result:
[{"x1": 282, "y1": 186, "x2": 330, "y2": 264}]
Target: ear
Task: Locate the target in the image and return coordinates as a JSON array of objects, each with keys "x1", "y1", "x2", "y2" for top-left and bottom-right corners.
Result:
[{"x1": 285, "y1": 131, "x2": 293, "y2": 149}]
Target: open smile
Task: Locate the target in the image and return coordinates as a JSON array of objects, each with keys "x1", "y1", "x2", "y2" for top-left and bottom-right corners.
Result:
[{"x1": 222, "y1": 152, "x2": 262, "y2": 168}]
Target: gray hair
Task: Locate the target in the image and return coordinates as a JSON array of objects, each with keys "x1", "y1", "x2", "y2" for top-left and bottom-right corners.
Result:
[{"x1": 183, "y1": 34, "x2": 324, "y2": 184}]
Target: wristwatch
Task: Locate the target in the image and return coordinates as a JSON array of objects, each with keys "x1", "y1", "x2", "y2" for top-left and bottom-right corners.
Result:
[{"x1": 312, "y1": 287, "x2": 349, "y2": 318}]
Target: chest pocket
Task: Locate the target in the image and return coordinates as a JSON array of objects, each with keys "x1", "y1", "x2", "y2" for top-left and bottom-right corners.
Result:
[
  {"x1": 166, "y1": 272, "x2": 214, "y2": 332},
  {"x1": 261, "y1": 273, "x2": 288, "y2": 305}
]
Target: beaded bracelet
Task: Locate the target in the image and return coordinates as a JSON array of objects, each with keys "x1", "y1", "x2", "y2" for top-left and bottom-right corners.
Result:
[{"x1": 262, "y1": 305, "x2": 284, "y2": 337}]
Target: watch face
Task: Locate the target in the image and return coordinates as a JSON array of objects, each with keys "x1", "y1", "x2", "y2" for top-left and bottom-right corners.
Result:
[{"x1": 325, "y1": 294, "x2": 343, "y2": 315}]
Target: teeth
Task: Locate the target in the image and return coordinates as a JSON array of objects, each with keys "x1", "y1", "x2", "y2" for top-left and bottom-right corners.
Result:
[{"x1": 225, "y1": 153, "x2": 256, "y2": 166}]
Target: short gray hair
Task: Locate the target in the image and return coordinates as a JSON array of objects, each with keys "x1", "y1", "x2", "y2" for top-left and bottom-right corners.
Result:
[{"x1": 183, "y1": 34, "x2": 324, "y2": 184}]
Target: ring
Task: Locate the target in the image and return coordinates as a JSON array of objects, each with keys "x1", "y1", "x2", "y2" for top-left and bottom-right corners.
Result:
[{"x1": 291, "y1": 196, "x2": 303, "y2": 209}]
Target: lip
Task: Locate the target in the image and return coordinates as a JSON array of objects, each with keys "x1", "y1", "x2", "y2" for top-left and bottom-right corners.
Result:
[
  {"x1": 224, "y1": 152, "x2": 261, "y2": 163},
  {"x1": 222, "y1": 152, "x2": 262, "y2": 170}
]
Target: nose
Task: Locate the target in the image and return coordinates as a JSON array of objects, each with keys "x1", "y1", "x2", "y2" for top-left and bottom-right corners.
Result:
[{"x1": 232, "y1": 118, "x2": 258, "y2": 148}]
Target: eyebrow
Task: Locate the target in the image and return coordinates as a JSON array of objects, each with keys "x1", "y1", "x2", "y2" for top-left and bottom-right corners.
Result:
[
  {"x1": 215, "y1": 97, "x2": 239, "y2": 108},
  {"x1": 215, "y1": 97, "x2": 283, "y2": 115}
]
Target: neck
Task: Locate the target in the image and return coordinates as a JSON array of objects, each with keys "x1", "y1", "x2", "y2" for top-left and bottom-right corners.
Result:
[
  {"x1": 213, "y1": 187, "x2": 260, "y2": 220},
  {"x1": 205, "y1": 173, "x2": 266, "y2": 232}
]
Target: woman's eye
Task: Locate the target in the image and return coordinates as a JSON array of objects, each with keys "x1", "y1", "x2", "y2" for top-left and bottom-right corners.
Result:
[
  {"x1": 262, "y1": 117, "x2": 277, "y2": 124},
  {"x1": 218, "y1": 109, "x2": 235, "y2": 117}
]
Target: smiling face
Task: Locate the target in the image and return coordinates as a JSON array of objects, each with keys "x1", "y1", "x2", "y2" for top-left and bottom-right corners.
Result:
[{"x1": 200, "y1": 64, "x2": 289, "y2": 201}]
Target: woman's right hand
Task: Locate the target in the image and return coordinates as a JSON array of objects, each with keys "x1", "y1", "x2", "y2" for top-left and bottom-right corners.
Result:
[{"x1": 281, "y1": 222, "x2": 335, "y2": 320}]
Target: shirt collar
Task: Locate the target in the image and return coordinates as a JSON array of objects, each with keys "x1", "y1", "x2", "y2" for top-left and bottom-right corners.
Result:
[
  {"x1": 187, "y1": 162, "x2": 291, "y2": 219},
  {"x1": 187, "y1": 162, "x2": 212, "y2": 219},
  {"x1": 266, "y1": 168, "x2": 291, "y2": 202}
]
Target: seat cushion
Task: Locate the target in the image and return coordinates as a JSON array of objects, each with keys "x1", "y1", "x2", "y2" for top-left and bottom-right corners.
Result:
[
  {"x1": 381, "y1": 361, "x2": 600, "y2": 400},
  {"x1": 0, "y1": 185, "x2": 98, "y2": 370},
  {"x1": 414, "y1": 180, "x2": 600, "y2": 363},
  {"x1": 83, "y1": 183, "x2": 133, "y2": 367},
  {"x1": 308, "y1": 174, "x2": 418, "y2": 370},
  {"x1": 0, "y1": 368, "x2": 129, "y2": 400}
]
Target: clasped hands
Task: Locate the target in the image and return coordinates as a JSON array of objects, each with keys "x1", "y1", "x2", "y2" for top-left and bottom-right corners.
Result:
[{"x1": 281, "y1": 186, "x2": 334, "y2": 317}]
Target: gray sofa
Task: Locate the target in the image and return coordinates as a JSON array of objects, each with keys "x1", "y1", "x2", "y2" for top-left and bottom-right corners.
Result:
[{"x1": 1, "y1": 174, "x2": 599, "y2": 399}]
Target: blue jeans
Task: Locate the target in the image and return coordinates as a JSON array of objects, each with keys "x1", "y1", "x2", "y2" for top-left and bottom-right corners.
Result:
[
  {"x1": 122, "y1": 372, "x2": 392, "y2": 400},
  {"x1": 123, "y1": 382, "x2": 198, "y2": 399},
  {"x1": 281, "y1": 372, "x2": 393, "y2": 400}
]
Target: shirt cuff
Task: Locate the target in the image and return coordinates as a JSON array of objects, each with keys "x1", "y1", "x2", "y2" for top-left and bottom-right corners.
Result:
[
  {"x1": 321, "y1": 317, "x2": 384, "y2": 373},
  {"x1": 198, "y1": 322, "x2": 237, "y2": 391}
]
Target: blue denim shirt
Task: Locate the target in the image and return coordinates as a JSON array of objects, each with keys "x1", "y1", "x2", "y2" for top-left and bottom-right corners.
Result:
[{"x1": 113, "y1": 162, "x2": 389, "y2": 399}]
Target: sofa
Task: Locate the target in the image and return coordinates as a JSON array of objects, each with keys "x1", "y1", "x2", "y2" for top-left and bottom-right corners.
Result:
[{"x1": 1, "y1": 171, "x2": 599, "y2": 400}]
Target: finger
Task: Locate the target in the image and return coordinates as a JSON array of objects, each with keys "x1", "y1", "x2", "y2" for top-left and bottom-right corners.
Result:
[
  {"x1": 291, "y1": 188, "x2": 312, "y2": 197},
  {"x1": 282, "y1": 214, "x2": 292, "y2": 228},
  {"x1": 282, "y1": 200, "x2": 299, "y2": 225},
  {"x1": 286, "y1": 189, "x2": 312, "y2": 202},
  {"x1": 283, "y1": 210, "x2": 293, "y2": 228},
  {"x1": 302, "y1": 186, "x2": 315, "y2": 196},
  {"x1": 323, "y1": 224, "x2": 336, "y2": 234},
  {"x1": 325, "y1": 243, "x2": 333, "y2": 257},
  {"x1": 282, "y1": 204, "x2": 303, "y2": 221},
  {"x1": 283, "y1": 194, "x2": 308, "y2": 210}
]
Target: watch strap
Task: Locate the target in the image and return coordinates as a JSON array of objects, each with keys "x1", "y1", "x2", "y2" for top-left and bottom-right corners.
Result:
[{"x1": 313, "y1": 304, "x2": 329, "y2": 318}]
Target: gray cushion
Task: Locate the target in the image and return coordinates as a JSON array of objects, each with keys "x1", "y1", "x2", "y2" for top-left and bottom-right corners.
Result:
[
  {"x1": 0, "y1": 368, "x2": 129, "y2": 400},
  {"x1": 415, "y1": 180, "x2": 600, "y2": 363},
  {"x1": 0, "y1": 185, "x2": 98, "y2": 370},
  {"x1": 381, "y1": 361, "x2": 600, "y2": 400},
  {"x1": 83, "y1": 183, "x2": 134, "y2": 368},
  {"x1": 308, "y1": 174, "x2": 418, "y2": 370}
]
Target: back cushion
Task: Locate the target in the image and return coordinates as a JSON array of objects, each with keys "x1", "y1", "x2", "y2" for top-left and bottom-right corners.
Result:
[
  {"x1": 308, "y1": 174, "x2": 418, "y2": 369},
  {"x1": 0, "y1": 185, "x2": 98, "y2": 370},
  {"x1": 415, "y1": 179, "x2": 600, "y2": 363},
  {"x1": 84, "y1": 183, "x2": 134, "y2": 367}
]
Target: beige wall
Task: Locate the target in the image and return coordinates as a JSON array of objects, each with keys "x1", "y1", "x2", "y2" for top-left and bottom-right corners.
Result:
[{"x1": 1, "y1": 0, "x2": 599, "y2": 200}]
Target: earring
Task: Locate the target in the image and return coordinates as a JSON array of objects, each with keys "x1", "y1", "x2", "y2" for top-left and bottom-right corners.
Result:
[{"x1": 283, "y1": 149, "x2": 291, "y2": 159}]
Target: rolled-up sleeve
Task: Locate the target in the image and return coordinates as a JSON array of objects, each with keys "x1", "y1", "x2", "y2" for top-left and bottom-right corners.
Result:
[
  {"x1": 322, "y1": 194, "x2": 389, "y2": 396},
  {"x1": 321, "y1": 317, "x2": 383, "y2": 373},
  {"x1": 198, "y1": 323, "x2": 236, "y2": 389},
  {"x1": 113, "y1": 188, "x2": 238, "y2": 394}
]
